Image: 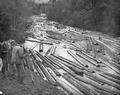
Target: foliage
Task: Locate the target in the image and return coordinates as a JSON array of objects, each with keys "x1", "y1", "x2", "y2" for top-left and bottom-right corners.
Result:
[
  {"x1": 47, "y1": 0, "x2": 120, "y2": 37},
  {"x1": 0, "y1": 0, "x2": 33, "y2": 42}
]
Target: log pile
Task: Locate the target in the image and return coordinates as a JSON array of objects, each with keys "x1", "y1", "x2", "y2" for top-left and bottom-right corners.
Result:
[
  {"x1": 25, "y1": 16, "x2": 120, "y2": 95},
  {"x1": 27, "y1": 38, "x2": 120, "y2": 95}
]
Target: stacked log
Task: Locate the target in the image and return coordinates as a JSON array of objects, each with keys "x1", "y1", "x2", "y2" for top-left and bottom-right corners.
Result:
[{"x1": 28, "y1": 49, "x2": 120, "y2": 95}]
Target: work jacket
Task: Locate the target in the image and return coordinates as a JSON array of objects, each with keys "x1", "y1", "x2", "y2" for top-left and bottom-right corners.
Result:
[
  {"x1": 11, "y1": 45, "x2": 25, "y2": 65},
  {"x1": 0, "y1": 42, "x2": 8, "y2": 59}
]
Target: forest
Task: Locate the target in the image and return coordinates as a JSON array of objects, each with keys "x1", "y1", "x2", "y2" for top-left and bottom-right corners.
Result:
[
  {"x1": 0, "y1": 0, "x2": 38, "y2": 42},
  {"x1": 0, "y1": 0, "x2": 120, "y2": 42},
  {"x1": 47, "y1": 0, "x2": 120, "y2": 37}
]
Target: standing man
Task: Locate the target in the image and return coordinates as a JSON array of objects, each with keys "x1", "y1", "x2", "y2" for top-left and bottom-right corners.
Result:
[
  {"x1": 0, "y1": 42, "x2": 3, "y2": 72},
  {"x1": 0, "y1": 41, "x2": 9, "y2": 78},
  {"x1": 11, "y1": 38, "x2": 26, "y2": 84},
  {"x1": 7, "y1": 40, "x2": 17, "y2": 77}
]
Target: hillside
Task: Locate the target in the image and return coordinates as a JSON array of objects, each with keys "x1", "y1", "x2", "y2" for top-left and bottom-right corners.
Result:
[{"x1": 46, "y1": 0, "x2": 120, "y2": 37}]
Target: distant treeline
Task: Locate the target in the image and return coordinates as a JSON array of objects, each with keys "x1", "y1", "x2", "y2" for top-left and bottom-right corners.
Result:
[
  {"x1": 0, "y1": 0, "x2": 33, "y2": 42},
  {"x1": 1, "y1": 0, "x2": 120, "y2": 42},
  {"x1": 0, "y1": 0, "x2": 46, "y2": 42},
  {"x1": 47, "y1": 0, "x2": 120, "y2": 37}
]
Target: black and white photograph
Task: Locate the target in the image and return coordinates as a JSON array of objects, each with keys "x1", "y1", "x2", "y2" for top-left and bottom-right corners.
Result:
[{"x1": 0, "y1": 0, "x2": 120, "y2": 95}]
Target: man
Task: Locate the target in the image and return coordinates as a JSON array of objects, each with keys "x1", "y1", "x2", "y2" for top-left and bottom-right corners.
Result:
[
  {"x1": 0, "y1": 41, "x2": 9, "y2": 78},
  {"x1": 7, "y1": 40, "x2": 17, "y2": 77},
  {"x1": 11, "y1": 39, "x2": 26, "y2": 84},
  {"x1": 0, "y1": 58, "x2": 3, "y2": 72}
]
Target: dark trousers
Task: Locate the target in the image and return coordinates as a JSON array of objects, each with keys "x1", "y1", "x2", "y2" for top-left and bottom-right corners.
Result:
[{"x1": 1, "y1": 56, "x2": 8, "y2": 76}]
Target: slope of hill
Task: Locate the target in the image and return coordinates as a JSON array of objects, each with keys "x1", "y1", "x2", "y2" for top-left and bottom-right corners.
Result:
[{"x1": 46, "y1": 0, "x2": 120, "y2": 37}]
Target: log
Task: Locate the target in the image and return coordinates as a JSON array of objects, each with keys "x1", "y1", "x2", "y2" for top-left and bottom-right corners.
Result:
[
  {"x1": 67, "y1": 50, "x2": 88, "y2": 67},
  {"x1": 77, "y1": 51, "x2": 101, "y2": 65},
  {"x1": 76, "y1": 51, "x2": 100, "y2": 67},
  {"x1": 62, "y1": 74, "x2": 91, "y2": 95},
  {"x1": 29, "y1": 50, "x2": 56, "y2": 85},
  {"x1": 54, "y1": 61, "x2": 120, "y2": 94},
  {"x1": 49, "y1": 55, "x2": 84, "y2": 76},
  {"x1": 46, "y1": 56, "x2": 75, "y2": 75},
  {"x1": 94, "y1": 87, "x2": 113, "y2": 95},
  {"x1": 51, "y1": 55, "x2": 84, "y2": 70},
  {"x1": 48, "y1": 68, "x2": 81, "y2": 95},
  {"x1": 52, "y1": 54, "x2": 94, "y2": 73},
  {"x1": 90, "y1": 37, "x2": 99, "y2": 45},
  {"x1": 51, "y1": 45, "x2": 57, "y2": 55},
  {"x1": 95, "y1": 39, "x2": 117, "y2": 58},
  {"x1": 36, "y1": 51, "x2": 61, "y2": 76},
  {"x1": 45, "y1": 46, "x2": 53, "y2": 56},
  {"x1": 44, "y1": 57, "x2": 62, "y2": 76},
  {"x1": 99, "y1": 72, "x2": 120, "y2": 84},
  {"x1": 84, "y1": 70, "x2": 120, "y2": 90},
  {"x1": 111, "y1": 61, "x2": 120, "y2": 71},
  {"x1": 39, "y1": 43, "x2": 43, "y2": 52},
  {"x1": 97, "y1": 54, "x2": 120, "y2": 75},
  {"x1": 26, "y1": 39, "x2": 53, "y2": 45},
  {"x1": 71, "y1": 43, "x2": 83, "y2": 51},
  {"x1": 64, "y1": 73, "x2": 101, "y2": 95},
  {"x1": 45, "y1": 37, "x2": 61, "y2": 44},
  {"x1": 58, "y1": 77, "x2": 85, "y2": 95},
  {"x1": 47, "y1": 54, "x2": 120, "y2": 94},
  {"x1": 37, "y1": 62, "x2": 57, "y2": 85},
  {"x1": 103, "y1": 72, "x2": 120, "y2": 80},
  {"x1": 33, "y1": 60, "x2": 47, "y2": 80},
  {"x1": 30, "y1": 52, "x2": 47, "y2": 80},
  {"x1": 69, "y1": 73, "x2": 120, "y2": 95}
]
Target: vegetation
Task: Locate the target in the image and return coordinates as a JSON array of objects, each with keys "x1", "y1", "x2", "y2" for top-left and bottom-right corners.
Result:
[
  {"x1": 47, "y1": 0, "x2": 120, "y2": 37},
  {"x1": 0, "y1": 0, "x2": 35, "y2": 42},
  {"x1": 1, "y1": 0, "x2": 120, "y2": 42}
]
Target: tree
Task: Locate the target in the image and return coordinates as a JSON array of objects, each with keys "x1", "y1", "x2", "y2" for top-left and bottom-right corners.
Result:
[
  {"x1": 0, "y1": 0, "x2": 33, "y2": 42},
  {"x1": 47, "y1": 0, "x2": 120, "y2": 37}
]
